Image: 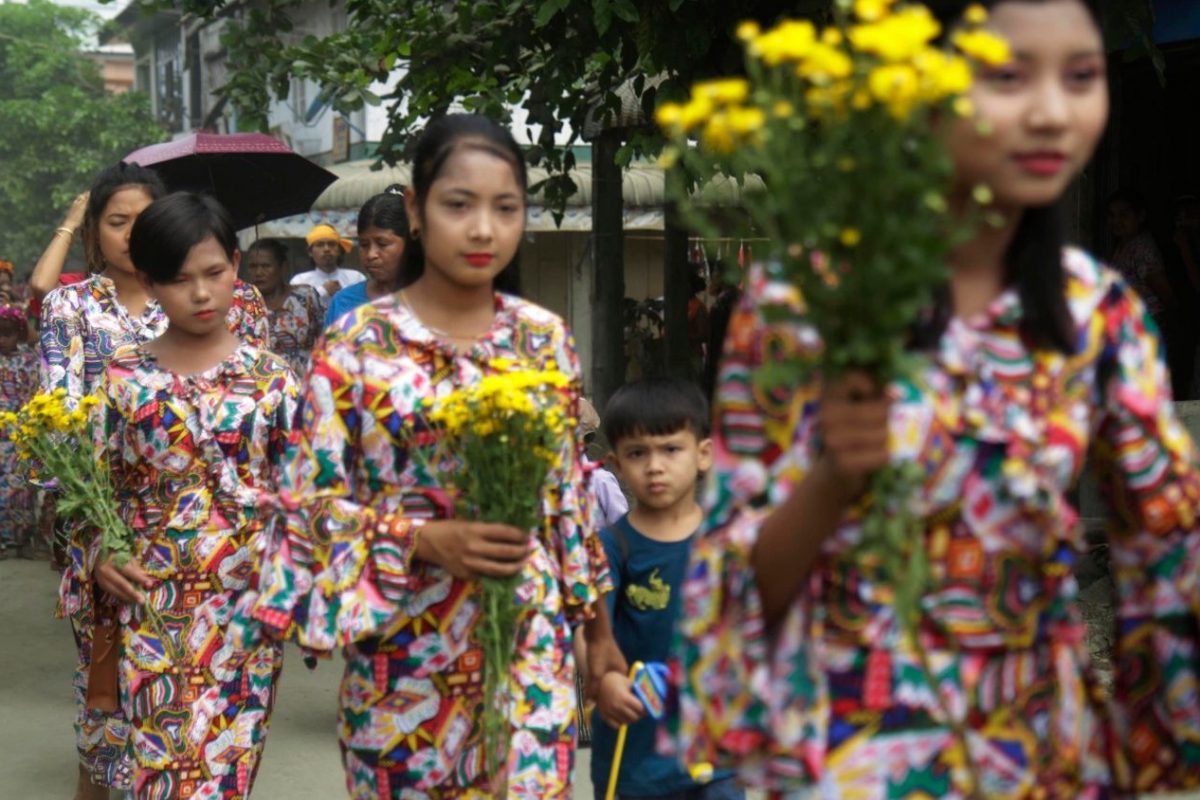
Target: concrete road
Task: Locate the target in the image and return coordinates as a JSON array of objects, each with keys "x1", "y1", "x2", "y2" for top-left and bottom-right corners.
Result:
[
  {"x1": 0, "y1": 559, "x2": 596, "y2": 799},
  {"x1": 7, "y1": 558, "x2": 1194, "y2": 800}
]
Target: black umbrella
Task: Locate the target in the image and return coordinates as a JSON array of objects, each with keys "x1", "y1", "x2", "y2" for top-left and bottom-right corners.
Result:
[{"x1": 125, "y1": 133, "x2": 338, "y2": 231}]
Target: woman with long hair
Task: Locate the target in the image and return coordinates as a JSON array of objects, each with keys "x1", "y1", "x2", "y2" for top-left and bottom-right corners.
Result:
[{"x1": 671, "y1": 1, "x2": 1200, "y2": 796}]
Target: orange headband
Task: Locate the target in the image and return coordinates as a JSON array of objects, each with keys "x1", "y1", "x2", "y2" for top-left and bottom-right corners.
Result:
[{"x1": 0, "y1": 261, "x2": 13, "y2": 274}]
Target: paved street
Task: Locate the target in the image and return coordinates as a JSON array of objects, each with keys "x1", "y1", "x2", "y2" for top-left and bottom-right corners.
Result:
[
  {"x1": 6, "y1": 557, "x2": 1198, "y2": 800},
  {"x1": 0, "y1": 559, "x2": 595, "y2": 799}
]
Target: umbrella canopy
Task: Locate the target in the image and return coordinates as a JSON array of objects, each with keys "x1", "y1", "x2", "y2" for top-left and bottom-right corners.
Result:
[{"x1": 125, "y1": 133, "x2": 338, "y2": 231}]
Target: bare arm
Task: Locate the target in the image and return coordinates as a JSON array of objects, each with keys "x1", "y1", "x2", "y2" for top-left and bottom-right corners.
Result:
[
  {"x1": 30, "y1": 192, "x2": 88, "y2": 301},
  {"x1": 752, "y1": 373, "x2": 890, "y2": 628}
]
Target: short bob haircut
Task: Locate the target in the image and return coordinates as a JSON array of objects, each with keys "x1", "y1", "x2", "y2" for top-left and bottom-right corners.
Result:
[
  {"x1": 602, "y1": 378, "x2": 711, "y2": 448},
  {"x1": 129, "y1": 192, "x2": 239, "y2": 284}
]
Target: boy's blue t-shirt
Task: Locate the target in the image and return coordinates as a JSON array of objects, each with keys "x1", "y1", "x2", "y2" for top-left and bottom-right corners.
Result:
[{"x1": 590, "y1": 515, "x2": 733, "y2": 796}]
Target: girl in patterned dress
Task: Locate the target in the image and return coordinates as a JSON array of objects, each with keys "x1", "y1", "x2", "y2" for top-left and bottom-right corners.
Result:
[
  {"x1": 238, "y1": 114, "x2": 624, "y2": 799},
  {"x1": 670, "y1": 1, "x2": 1200, "y2": 798},
  {"x1": 245, "y1": 238, "x2": 323, "y2": 376},
  {"x1": 91, "y1": 192, "x2": 297, "y2": 800},
  {"x1": 39, "y1": 163, "x2": 271, "y2": 799},
  {"x1": 0, "y1": 304, "x2": 37, "y2": 559}
]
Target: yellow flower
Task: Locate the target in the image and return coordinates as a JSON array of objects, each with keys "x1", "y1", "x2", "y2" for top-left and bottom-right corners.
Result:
[
  {"x1": 840, "y1": 228, "x2": 862, "y2": 247},
  {"x1": 727, "y1": 105, "x2": 766, "y2": 136},
  {"x1": 736, "y1": 20, "x2": 760, "y2": 42},
  {"x1": 772, "y1": 99, "x2": 795, "y2": 118},
  {"x1": 954, "y1": 29, "x2": 1011, "y2": 66},
  {"x1": 964, "y1": 4, "x2": 988, "y2": 25},
  {"x1": 693, "y1": 78, "x2": 750, "y2": 106},
  {"x1": 749, "y1": 19, "x2": 817, "y2": 66},
  {"x1": 910, "y1": 49, "x2": 973, "y2": 102},
  {"x1": 657, "y1": 148, "x2": 680, "y2": 169},
  {"x1": 849, "y1": 7, "x2": 940, "y2": 63},
  {"x1": 869, "y1": 63, "x2": 921, "y2": 119},
  {"x1": 953, "y1": 96, "x2": 975, "y2": 117},
  {"x1": 678, "y1": 96, "x2": 716, "y2": 132},
  {"x1": 701, "y1": 112, "x2": 735, "y2": 154},
  {"x1": 854, "y1": 0, "x2": 894, "y2": 23},
  {"x1": 798, "y1": 42, "x2": 853, "y2": 83},
  {"x1": 973, "y1": 184, "x2": 995, "y2": 205}
]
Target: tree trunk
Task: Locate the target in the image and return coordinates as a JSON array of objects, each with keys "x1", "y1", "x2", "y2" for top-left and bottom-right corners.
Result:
[
  {"x1": 663, "y1": 199, "x2": 691, "y2": 379},
  {"x1": 591, "y1": 131, "x2": 625, "y2": 411}
]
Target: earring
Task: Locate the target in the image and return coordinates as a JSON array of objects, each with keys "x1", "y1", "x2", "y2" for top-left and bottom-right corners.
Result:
[{"x1": 411, "y1": 227, "x2": 421, "y2": 240}]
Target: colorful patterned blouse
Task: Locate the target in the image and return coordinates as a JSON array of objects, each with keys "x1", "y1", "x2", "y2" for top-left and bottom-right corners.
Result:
[
  {"x1": 239, "y1": 292, "x2": 610, "y2": 798},
  {"x1": 39, "y1": 274, "x2": 270, "y2": 400},
  {"x1": 669, "y1": 248, "x2": 1200, "y2": 798},
  {"x1": 264, "y1": 285, "x2": 323, "y2": 376},
  {"x1": 79, "y1": 343, "x2": 298, "y2": 798}
]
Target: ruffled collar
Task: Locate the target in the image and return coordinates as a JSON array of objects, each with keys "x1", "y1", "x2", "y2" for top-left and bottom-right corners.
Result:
[
  {"x1": 388, "y1": 291, "x2": 525, "y2": 358},
  {"x1": 130, "y1": 340, "x2": 258, "y2": 393}
]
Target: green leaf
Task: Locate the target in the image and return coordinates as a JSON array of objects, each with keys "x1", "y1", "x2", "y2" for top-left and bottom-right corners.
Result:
[{"x1": 534, "y1": 0, "x2": 566, "y2": 27}]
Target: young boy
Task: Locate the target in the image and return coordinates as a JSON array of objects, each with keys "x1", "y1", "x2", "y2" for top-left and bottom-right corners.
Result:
[{"x1": 592, "y1": 378, "x2": 744, "y2": 800}]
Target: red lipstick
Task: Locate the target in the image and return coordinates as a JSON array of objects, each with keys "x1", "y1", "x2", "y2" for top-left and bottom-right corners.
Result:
[
  {"x1": 465, "y1": 253, "x2": 494, "y2": 267},
  {"x1": 1014, "y1": 151, "x2": 1067, "y2": 177}
]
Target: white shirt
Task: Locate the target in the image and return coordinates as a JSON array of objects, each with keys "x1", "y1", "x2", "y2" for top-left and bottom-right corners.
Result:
[{"x1": 291, "y1": 267, "x2": 366, "y2": 299}]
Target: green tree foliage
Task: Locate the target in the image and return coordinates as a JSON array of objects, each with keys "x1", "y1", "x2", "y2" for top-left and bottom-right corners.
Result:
[
  {"x1": 0, "y1": 0, "x2": 162, "y2": 274},
  {"x1": 110, "y1": 0, "x2": 811, "y2": 213}
]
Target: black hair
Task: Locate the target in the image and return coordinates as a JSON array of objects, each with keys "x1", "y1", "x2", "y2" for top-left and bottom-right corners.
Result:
[
  {"x1": 83, "y1": 162, "x2": 168, "y2": 273},
  {"x1": 399, "y1": 114, "x2": 525, "y2": 295},
  {"x1": 359, "y1": 184, "x2": 409, "y2": 238},
  {"x1": 129, "y1": 192, "x2": 238, "y2": 284},
  {"x1": 246, "y1": 238, "x2": 289, "y2": 267},
  {"x1": 928, "y1": 0, "x2": 1099, "y2": 24},
  {"x1": 916, "y1": 0, "x2": 1103, "y2": 355},
  {"x1": 603, "y1": 378, "x2": 711, "y2": 448}
]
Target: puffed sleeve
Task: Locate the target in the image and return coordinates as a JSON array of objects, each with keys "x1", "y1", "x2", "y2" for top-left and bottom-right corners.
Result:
[
  {"x1": 39, "y1": 285, "x2": 85, "y2": 401},
  {"x1": 545, "y1": 325, "x2": 611, "y2": 626},
  {"x1": 1090, "y1": 274, "x2": 1200, "y2": 792},
  {"x1": 245, "y1": 328, "x2": 435, "y2": 652},
  {"x1": 666, "y1": 263, "x2": 829, "y2": 789}
]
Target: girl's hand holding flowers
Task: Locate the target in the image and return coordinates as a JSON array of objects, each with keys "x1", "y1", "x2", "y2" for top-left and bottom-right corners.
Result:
[
  {"x1": 94, "y1": 556, "x2": 154, "y2": 605},
  {"x1": 816, "y1": 371, "x2": 893, "y2": 501},
  {"x1": 415, "y1": 520, "x2": 531, "y2": 580}
]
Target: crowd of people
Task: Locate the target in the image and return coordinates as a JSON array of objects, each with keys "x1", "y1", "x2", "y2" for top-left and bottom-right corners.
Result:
[{"x1": 0, "y1": 1, "x2": 1199, "y2": 799}]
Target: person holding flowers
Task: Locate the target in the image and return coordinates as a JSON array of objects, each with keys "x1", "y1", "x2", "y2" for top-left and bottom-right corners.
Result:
[
  {"x1": 86, "y1": 192, "x2": 298, "y2": 799},
  {"x1": 39, "y1": 162, "x2": 273, "y2": 800},
  {"x1": 0, "y1": 303, "x2": 38, "y2": 559},
  {"x1": 663, "y1": 0, "x2": 1200, "y2": 797},
  {"x1": 236, "y1": 113, "x2": 622, "y2": 798}
]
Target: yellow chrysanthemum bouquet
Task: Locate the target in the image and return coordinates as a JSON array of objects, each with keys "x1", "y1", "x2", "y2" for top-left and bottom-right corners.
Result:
[
  {"x1": 423, "y1": 361, "x2": 574, "y2": 784},
  {"x1": 659, "y1": 1, "x2": 1008, "y2": 785},
  {"x1": 1, "y1": 389, "x2": 125, "y2": 547},
  {"x1": 2, "y1": 389, "x2": 175, "y2": 656},
  {"x1": 659, "y1": 1, "x2": 1008, "y2": 634}
]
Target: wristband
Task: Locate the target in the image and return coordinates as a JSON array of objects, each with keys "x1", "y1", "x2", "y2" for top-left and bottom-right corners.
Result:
[{"x1": 55, "y1": 226, "x2": 76, "y2": 239}]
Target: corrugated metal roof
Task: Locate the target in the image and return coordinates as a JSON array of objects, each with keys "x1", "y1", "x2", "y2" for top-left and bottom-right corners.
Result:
[{"x1": 312, "y1": 158, "x2": 762, "y2": 211}]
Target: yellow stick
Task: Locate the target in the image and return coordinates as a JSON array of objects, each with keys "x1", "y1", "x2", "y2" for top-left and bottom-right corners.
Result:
[{"x1": 604, "y1": 661, "x2": 643, "y2": 800}]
